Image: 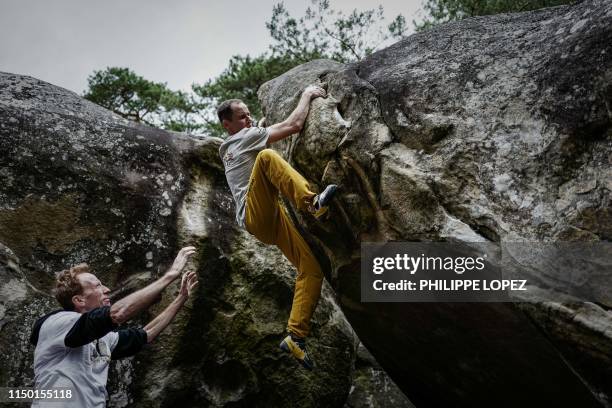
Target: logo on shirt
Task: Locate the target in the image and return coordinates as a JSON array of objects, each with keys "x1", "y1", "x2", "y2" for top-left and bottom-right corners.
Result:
[
  {"x1": 90, "y1": 339, "x2": 111, "y2": 365},
  {"x1": 223, "y1": 151, "x2": 234, "y2": 164}
]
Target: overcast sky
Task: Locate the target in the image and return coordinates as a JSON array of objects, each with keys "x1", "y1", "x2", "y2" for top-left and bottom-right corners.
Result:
[{"x1": 0, "y1": 0, "x2": 422, "y2": 95}]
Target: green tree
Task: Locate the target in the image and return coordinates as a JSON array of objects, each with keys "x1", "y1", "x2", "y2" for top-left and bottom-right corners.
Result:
[
  {"x1": 83, "y1": 67, "x2": 205, "y2": 132},
  {"x1": 415, "y1": 0, "x2": 575, "y2": 31},
  {"x1": 194, "y1": 0, "x2": 408, "y2": 137},
  {"x1": 84, "y1": 2, "x2": 408, "y2": 137},
  {"x1": 266, "y1": 0, "x2": 407, "y2": 63},
  {"x1": 156, "y1": 89, "x2": 207, "y2": 133}
]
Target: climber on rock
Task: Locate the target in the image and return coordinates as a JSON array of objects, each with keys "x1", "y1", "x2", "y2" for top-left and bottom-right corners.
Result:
[
  {"x1": 29, "y1": 246, "x2": 198, "y2": 407},
  {"x1": 217, "y1": 86, "x2": 337, "y2": 370}
]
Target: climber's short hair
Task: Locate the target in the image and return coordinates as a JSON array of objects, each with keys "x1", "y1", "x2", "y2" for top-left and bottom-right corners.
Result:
[
  {"x1": 217, "y1": 99, "x2": 243, "y2": 123},
  {"x1": 54, "y1": 263, "x2": 90, "y2": 311}
]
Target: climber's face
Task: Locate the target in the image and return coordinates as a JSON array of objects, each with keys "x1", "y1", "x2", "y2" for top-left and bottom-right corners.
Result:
[
  {"x1": 72, "y1": 273, "x2": 111, "y2": 313},
  {"x1": 223, "y1": 102, "x2": 252, "y2": 135}
]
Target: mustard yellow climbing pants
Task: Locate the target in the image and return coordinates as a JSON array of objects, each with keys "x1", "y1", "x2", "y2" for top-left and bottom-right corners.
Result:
[{"x1": 245, "y1": 149, "x2": 323, "y2": 339}]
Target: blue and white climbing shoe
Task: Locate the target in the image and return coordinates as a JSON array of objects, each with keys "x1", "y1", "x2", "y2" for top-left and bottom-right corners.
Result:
[{"x1": 312, "y1": 184, "x2": 338, "y2": 219}]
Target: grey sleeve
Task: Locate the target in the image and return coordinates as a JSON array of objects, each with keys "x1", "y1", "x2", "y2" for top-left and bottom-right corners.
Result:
[{"x1": 241, "y1": 127, "x2": 269, "y2": 151}]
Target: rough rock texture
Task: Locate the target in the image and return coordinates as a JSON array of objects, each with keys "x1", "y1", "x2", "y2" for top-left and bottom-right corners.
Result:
[
  {"x1": 258, "y1": 0, "x2": 612, "y2": 407},
  {"x1": 0, "y1": 72, "x2": 412, "y2": 407},
  {"x1": 345, "y1": 343, "x2": 415, "y2": 408}
]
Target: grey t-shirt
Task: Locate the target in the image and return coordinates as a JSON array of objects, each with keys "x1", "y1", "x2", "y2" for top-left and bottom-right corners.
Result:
[
  {"x1": 32, "y1": 312, "x2": 119, "y2": 408},
  {"x1": 219, "y1": 126, "x2": 269, "y2": 228}
]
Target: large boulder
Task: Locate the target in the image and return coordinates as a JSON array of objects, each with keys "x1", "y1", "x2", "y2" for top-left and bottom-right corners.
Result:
[
  {"x1": 258, "y1": 0, "x2": 612, "y2": 407},
  {"x1": 0, "y1": 72, "x2": 412, "y2": 407}
]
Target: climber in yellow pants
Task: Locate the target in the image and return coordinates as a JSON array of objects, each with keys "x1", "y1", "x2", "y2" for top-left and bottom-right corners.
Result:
[
  {"x1": 217, "y1": 85, "x2": 337, "y2": 370},
  {"x1": 246, "y1": 148, "x2": 323, "y2": 338}
]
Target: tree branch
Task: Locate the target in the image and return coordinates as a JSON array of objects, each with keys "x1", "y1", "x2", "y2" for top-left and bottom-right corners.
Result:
[{"x1": 324, "y1": 28, "x2": 361, "y2": 60}]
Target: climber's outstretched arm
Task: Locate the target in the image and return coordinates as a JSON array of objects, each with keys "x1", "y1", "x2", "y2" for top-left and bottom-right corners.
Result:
[
  {"x1": 267, "y1": 85, "x2": 326, "y2": 144},
  {"x1": 109, "y1": 246, "x2": 196, "y2": 325},
  {"x1": 142, "y1": 271, "x2": 198, "y2": 343}
]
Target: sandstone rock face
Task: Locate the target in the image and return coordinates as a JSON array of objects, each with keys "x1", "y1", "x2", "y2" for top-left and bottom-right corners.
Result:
[
  {"x1": 345, "y1": 343, "x2": 415, "y2": 408},
  {"x1": 258, "y1": 0, "x2": 612, "y2": 407},
  {"x1": 0, "y1": 73, "x2": 413, "y2": 407}
]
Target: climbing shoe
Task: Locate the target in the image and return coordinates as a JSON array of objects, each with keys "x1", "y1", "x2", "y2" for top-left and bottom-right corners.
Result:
[
  {"x1": 280, "y1": 335, "x2": 315, "y2": 370},
  {"x1": 312, "y1": 184, "x2": 338, "y2": 219}
]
